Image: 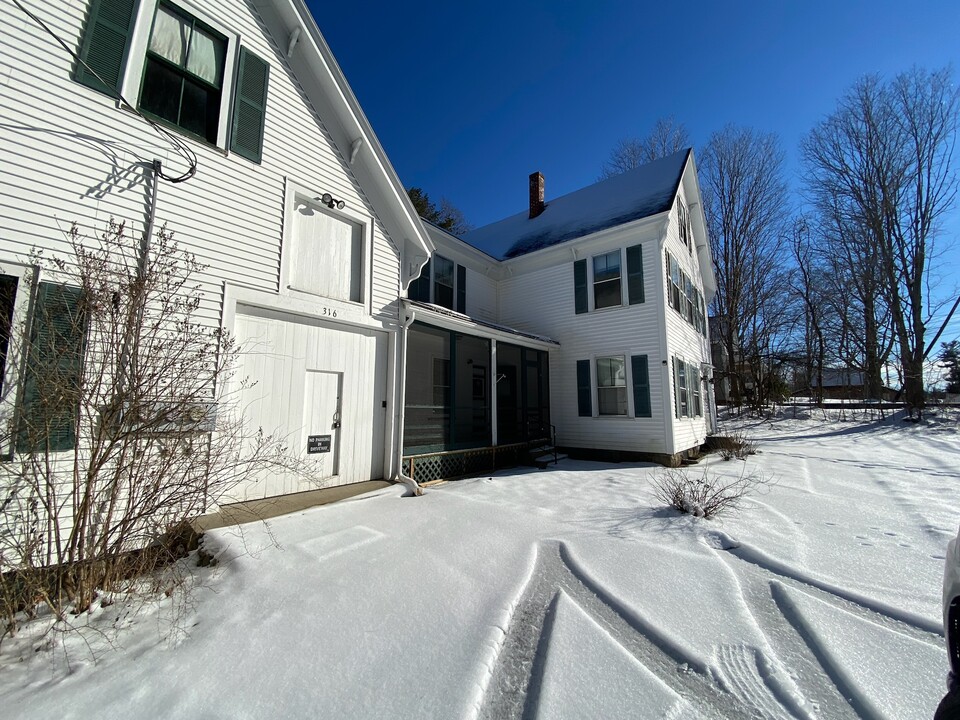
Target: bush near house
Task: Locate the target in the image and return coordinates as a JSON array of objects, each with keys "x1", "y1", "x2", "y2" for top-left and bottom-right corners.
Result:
[{"x1": 0, "y1": 221, "x2": 310, "y2": 639}]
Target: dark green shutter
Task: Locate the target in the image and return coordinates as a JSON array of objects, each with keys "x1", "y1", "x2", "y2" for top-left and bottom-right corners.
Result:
[
  {"x1": 18, "y1": 283, "x2": 86, "y2": 453},
  {"x1": 671, "y1": 357, "x2": 680, "y2": 419},
  {"x1": 409, "y1": 259, "x2": 430, "y2": 302},
  {"x1": 231, "y1": 48, "x2": 270, "y2": 162},
  {"x1": 573, "y1": 259, "x2": 587, "y2": 314},
  {"x1": 74, "y1": 0, "x2": 137, "y2": 95},
  {"x1": 456, "y1": 264, "x2": 466, "y2": 313},
  {"x1": 631, "y1": 355, "x2": 651, "y2": 417},
  {"x1": 626, "y1": 244, "x2": 645, "y2": 305},
  {"x1": 576, "y1": 360, "x2": 591, "y2": 416}
]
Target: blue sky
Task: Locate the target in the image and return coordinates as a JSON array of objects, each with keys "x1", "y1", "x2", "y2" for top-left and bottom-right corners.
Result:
[{"x1": 310, "y1": 0, "x2": 960, "y2": 350}]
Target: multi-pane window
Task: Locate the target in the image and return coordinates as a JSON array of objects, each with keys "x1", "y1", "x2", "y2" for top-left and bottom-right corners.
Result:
[
  {"x1": 433, "y1": 256, "x2": 455, "y2": 310},
  {"x1": 140, "y1": 3, "x2": 227, "y2": 143},
  {"x1": 676, "y1": 359, "x2": 688, "y2": 417},
  {"x1": 596, "y1": 356, "x2": 627, "y2": 415},
  {"x1": 677, "y1": 197, "x2": 693, "y2": 254},
  {"x1": 75, "y1": 0, "x2": 270, "y2": 161},
  {"x1": 673, "y1": 357, "x2": 703, "y2": 419},
  {"x1": 592, "y1": 250, "x2": 622, "y2": 309},
  {"x1": 408, "y1": 256, "x2": 466, "y2": 311},
  {"x1": 665, "y1": 252, "x2": 708, "y2": 337}
]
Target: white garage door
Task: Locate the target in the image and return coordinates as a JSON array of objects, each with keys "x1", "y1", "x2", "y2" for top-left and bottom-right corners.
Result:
[{"x1": 225, "y1": 305, "x2": 389, "y2": 502}]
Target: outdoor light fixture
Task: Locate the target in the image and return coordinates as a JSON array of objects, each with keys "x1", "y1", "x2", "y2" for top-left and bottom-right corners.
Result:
[{"x1": 315, "y1": 193, "x2": 345, "y2": 210}]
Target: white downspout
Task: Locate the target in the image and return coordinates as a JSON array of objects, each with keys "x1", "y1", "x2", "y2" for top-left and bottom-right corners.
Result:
[{"x1": 394, "y1": 305, "x2": 422, "y2": 496}]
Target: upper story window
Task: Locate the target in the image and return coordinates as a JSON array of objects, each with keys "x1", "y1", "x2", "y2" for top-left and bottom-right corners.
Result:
[
  {"x1": 408, "y1": 256, "x2": 467, "y2": 313},
  {"x1": 573, "y1": 244, "x2": 644, "y2": 315},
  {"x1": 665, "y1": 252, "x2": 707, "y2": 337},
  {"x1": 140, "y1": 4, "x2": 226, "y2": 144},
  {"x1": 433, "y1": 256, "x2": 455, "y2": 310},
  {"x1": 74, "y1": 0, "x2": 269, "y2": 162},
  {"x1": 677, "y1": 197, "x2": 692, "y2": 254},
  {"x1": 592, "y1": 251, "x2": 622, "y2": 310}
]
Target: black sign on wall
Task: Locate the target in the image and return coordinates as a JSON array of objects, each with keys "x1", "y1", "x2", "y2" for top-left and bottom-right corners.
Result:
[{"x1": 308, "y1": 435, "x2": 332, "y2": 453}]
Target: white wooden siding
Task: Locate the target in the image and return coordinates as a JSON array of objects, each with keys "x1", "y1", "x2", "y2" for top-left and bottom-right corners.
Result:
[
  {"x1": 662, "y1": 188, "x2": 712, "y2": 453},
  {"x1": 227, "y1": 306, "x2": 388, "y2": 502},
  {"x1": 499, "y1": 234, "x2": 668, "y2": 454},
  {"x1": 464, "y1": 267, "x2": 498, "y2": 322},
  {"x1": 0, "y1": 0, "x2": 401, "y2": 335}
]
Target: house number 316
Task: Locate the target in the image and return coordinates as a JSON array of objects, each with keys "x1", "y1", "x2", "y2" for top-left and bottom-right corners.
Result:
[{"x1": 322, "y1": 307, "x2": 338, "y2": 318}]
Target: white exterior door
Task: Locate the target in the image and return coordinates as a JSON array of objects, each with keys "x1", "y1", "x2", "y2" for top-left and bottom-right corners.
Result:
[
  {"x1": 225, "y1": 305, "x2": 388, "y2": 502},
  {"x1": 304, "y1": 370, "x2": 342, "y2": 477}
]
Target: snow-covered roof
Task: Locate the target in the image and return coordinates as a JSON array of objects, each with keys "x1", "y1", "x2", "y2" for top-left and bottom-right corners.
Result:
[{"x1": 461, "y1": 149, "x2": 690, "y2": 260}]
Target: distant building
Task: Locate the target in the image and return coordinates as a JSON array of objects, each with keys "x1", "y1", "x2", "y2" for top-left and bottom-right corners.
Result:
[{"x1": 811, "y1": 370, "x2": 897, "y2": 401}]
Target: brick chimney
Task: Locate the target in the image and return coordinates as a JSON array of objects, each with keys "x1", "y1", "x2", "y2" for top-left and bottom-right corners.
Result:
[{"x1": 529, "y1": 171, "x2": 545, "y2": 219}]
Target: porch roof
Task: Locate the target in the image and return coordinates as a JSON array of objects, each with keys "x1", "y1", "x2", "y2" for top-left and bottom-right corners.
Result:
[{"x1": 403, "y1": 300, "x2": 559, "y2": 347}]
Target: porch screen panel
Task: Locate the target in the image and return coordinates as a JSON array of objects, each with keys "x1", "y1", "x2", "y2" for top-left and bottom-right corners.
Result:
[
  {"x1": 496, "y1": 343, "x2": 523, "y2": 444},
  {"x1": 403, "y1": 323, "x2": 450, "y2": 453},
  {"x1": 452, "y1": 333, "x2": 491, "y2": 448},
  {"x1": 525, "y1": 349, "x2": 550, "y2": 439}
]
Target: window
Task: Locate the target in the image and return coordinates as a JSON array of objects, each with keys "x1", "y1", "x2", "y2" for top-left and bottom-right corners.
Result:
[
  {"x1": 433, "y1": 256, "x2": 454, "y2": 310},
  {"x1": 574, "y1": 244, "x2": 644, "y2": 314},
  {"x1": 677, "y1": 197, "x2": 692, "y2": 252},
  {"x1": 408, "y1": 259, "x2": 431, "y2": 302},
  {"x1": 665, "y1": 252, "x2": 707, "y2": 337},
  {"x1": 139, "y1": 3, "x2": 226, "y2": 144},
  {"x1": 75, "y1": 0, "x2": 269, "y2": 161},
  {"x1": 675, "y1": 358, "x2": 688, "y2": 418},
  {"x1": 673, "y1": 357, "x2": 703, "y2": 419},
  {"x1": 596, "y1": 356, "x2": 627, "y2": 416},
  {"x1": 407, "y1": 257, "x2": 466, "y2": 312},
  {"x1": 593, "y1": 251, "x2": 622, "y2": 309}
]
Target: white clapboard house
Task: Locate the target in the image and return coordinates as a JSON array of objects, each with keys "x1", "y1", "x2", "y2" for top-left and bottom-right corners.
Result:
[
  {"x1": 400, "y1": 152, "x2": 717, "y2": 482},
  {"x1": 0, "y1": 0, "x2": 433, "y2": 504},
  {"x1": 1, "y1": 0, "x2": 715, "y2": 505}
]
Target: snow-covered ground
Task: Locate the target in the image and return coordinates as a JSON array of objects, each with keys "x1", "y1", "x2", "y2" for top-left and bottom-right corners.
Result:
[{"x1": 2, "y1": 409, "x2": 957, "y2": 719}]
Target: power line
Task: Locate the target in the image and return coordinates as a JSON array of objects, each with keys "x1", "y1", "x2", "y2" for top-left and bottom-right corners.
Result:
[{"x1": 10, "y1": 0, "x2": 198, "y2": 184}]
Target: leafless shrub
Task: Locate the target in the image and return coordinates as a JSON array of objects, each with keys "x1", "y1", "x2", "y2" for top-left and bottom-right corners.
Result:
[
  {"x1": 652, "y1": 465, "x2": 772, "y2": 519},
  {"x1": 0, "y1": 220, "x2": 315, "y2": 643},
  {"x1": 708, "y1": 431, "x2": 757, "y2": 460}
]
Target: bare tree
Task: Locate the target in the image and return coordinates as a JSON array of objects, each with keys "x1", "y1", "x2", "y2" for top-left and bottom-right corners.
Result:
[
  {"x1": 789, "y1": 218, "x2": 828, "y2": 402},
  {"x1": 699, "y1": 125, "x2": 791, "y2": 408},
  {"x1": 803, "y1": 67, "x2": 960, "y2": 416},
  {"x1": 600, "y1": 117, "x2": 691, "y2": 178},
  {"x1": 1, "y1": 221, "x2": 313, "y2": 633}
]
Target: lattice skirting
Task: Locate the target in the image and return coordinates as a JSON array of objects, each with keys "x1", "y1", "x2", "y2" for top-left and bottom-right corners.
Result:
[{"x1": 402, "y1": 440, "x2": 547, "y2": 484}]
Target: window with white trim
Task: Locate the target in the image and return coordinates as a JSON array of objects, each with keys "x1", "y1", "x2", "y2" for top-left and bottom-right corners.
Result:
[
  {"x1": 74, "y1": 0, "x2": 269, "y2": 161},
  {"x1": 592, "y1": 250, "x2": 622, "y2": 310},
  {"x1": 678, "y1": 197, "x2": 693, "y2": 254},
  {"x1": 433, "y1": 256, "x2": 455, "y2": 310},
  {"x1": 673, "y1": 357, "x2": 703, "y2": 419},
  {"x1": 665, "y1": 252, "x2": 708, "y2": 337},
  {"x1": 407, "y1": 256, "x2": 466, "y2": 312},
  {"x1": 596, "y1": 356, "x2": 627, "y2": 416}
]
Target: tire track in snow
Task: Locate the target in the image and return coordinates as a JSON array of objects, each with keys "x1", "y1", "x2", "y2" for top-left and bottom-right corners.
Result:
[
  {"x1": 716, "y1": 534, "x2": 942, "y2": 637},
  {"x1": 477, "y1": 540, "x2": 778, "y2": 720},
  {"x1": 715, "y1": 550, "x2": 860, "y2": 719}
]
